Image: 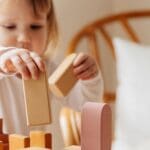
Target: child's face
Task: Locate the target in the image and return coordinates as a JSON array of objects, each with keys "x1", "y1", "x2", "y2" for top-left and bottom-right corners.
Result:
[{"x1": 0, "y1": 0, "x2": 49, "y2": 55}]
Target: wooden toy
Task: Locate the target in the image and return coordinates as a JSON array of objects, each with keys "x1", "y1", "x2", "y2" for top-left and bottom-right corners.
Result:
[
  {"x1": 30, "y1": 131, "x2": 52, "y2": 148},
  {"x1": 9, "y1": 131, "x2": 52, "y2": 150},
  {"x1": 81, "y1": 102, "x2": 112, "y2": 150},
  {"x1": 0, "y1": 142, "x2": 9, "y2": 150},
  {"x1": 22, "y1": 72, "x2": 51, "y2": 126},
  {"x1": 48, "y1": 53, "x2": 78, "y2": 97},
  {"x1": 9, "y1": 134, "x2": 30, "y2": 150},
  {"x1": 21, "y1": 148, "x2": 50, "y2": 150},
  {"x1": 0, "y1": 119, "x2": 3, "y2": 133},
  {"x1": 0, "y1": 119, "x2": 9, "y2": 150}
]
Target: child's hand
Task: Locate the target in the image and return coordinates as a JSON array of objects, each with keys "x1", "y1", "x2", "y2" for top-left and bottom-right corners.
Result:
[
  {"x1": 73, "y1": 53, "x2": 99, "y2": 80},
  {"x1": 0, "y1": 48, "x2": 45, "y2": 80}
]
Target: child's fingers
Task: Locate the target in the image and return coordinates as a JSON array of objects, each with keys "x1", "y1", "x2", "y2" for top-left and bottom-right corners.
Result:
[
  {"x1": 0, "y1": 59, "x2": 13, "y2": 73},
  {"x1": 73, "y1": 57, "x2": 94, "y2": 75},
  {"x1": 30, "y1": 52, "x2": 45, "y2": 72},
  {"x1": 73, "y1": 53, "x2": 88, "y2": 67},
  {"x1": 19, "y1": 52, "x2": 39, "y2": 80},
  {"x1": 76, "y1": 64, "x2": 98, "y2": 80},
  {"x1": 10, "y1": 55, "x2": 31, "y2": 80}
]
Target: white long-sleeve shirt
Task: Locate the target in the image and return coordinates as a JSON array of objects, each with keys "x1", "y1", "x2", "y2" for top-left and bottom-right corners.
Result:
[{"x1": 0, "y1": 56, "x2": 103, "y2": 138}]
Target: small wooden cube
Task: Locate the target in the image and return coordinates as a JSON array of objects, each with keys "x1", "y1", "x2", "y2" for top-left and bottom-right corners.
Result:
[
  {"x1": 30, "y1": 131, "x2": 52, "y2": 148},
  {"x1": 9, "y1": 134, "x2": 30, "y2": 150},
  {"x1": 22, "y1": 72, "x2": 51, "y2": 126},
  {"x1": 48, "y1": 53, "x2": 78, "y2": 97}
]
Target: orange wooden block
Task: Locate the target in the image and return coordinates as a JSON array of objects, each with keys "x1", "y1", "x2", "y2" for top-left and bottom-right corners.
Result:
[
  {"x1": 0, "y1": 119, "x2": 3, "y2": 134},
  {"x1": 48, "y1": 53, "x2": 78, "y2": 97},
  {"x1": 9, "y1": 134, "x2": 30, "y2": 150},
  {"x1": 22, "y1": 72, "x2": 51, "y2": 126},
  {"x1": 30, "y1": 131, "x2": 52, "y2": 148},
  {"x1": 0, "y1": 142, "x2": 9, "y2": 150},
  {"x1": 64, "y1": 146, "x2": 81, "y2": 150},
  {"x1": 0, "y1": 134, "x2": 8, "y2": 143}
]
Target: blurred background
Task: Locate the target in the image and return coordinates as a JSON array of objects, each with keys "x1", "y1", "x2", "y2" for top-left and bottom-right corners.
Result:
[{"x1": 49, "y1": 0, "x2": 150, "y2": 149}]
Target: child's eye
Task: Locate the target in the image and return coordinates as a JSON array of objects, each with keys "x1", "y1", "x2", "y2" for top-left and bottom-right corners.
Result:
[
  {"x1": 30, "y1": 25, "x2": 43, "y2": 30},
  {"x1": 2, "y1": 25, "x2": 16, "y2": 30}
]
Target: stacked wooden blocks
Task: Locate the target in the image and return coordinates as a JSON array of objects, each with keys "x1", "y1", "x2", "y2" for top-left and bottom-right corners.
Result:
[{"x1": 0, "y1": 120, "x2": 52, "y2": 150}]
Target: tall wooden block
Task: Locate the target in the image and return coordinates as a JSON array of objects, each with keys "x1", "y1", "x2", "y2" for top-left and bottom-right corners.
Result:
[
  {"x1": 22, "y1": 72, "x2": 51, "y2": 126},
  {"x1": 48, "y1": 53, "x2": 78, "y2": 97},
  {"x1": 9, "y1": 134, "x2": 30, "y2": 150},
  {"x1": 81, "y1": 102, "x2": 112, "y2": 150},
  {"x1": 30, "y1": 131, "x2": 52, "y2": 148}
]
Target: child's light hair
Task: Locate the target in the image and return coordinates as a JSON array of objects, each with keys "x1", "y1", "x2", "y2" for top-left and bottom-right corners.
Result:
[{"x1": 28, "y1": 0, "x2": 58, "y2": 47}]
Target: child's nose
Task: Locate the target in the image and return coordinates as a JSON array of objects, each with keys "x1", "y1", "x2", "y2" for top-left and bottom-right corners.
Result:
[{"x1": 17, "y1": 32, "x2": 31, "y2": 50}]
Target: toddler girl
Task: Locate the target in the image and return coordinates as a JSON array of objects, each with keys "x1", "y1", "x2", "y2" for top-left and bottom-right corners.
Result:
[{"x1": 0, "y1": 0, "x2": 103, "y2": 138}]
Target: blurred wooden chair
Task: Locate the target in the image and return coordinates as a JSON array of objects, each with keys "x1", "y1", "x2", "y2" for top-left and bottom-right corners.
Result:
[
  {"x1": 60, "y1": 107, "x2": 81, "y2": 147},
  {"x1": 60, "y1": 10, "x2": 150, "y2": 147}
]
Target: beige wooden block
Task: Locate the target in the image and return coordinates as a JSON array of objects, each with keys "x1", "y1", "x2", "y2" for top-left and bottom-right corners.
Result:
[
  {"x1": 48, "y1": 53, "x2": 78, "y2": 97},
  {"x1": 64, "y1": 146, "x2": 81, "y2": 150},
  {"x1": 9, "y1": 134, "x2": 30, "y2": 150},
  {"x1": 30, "y1": 131, "x2": 51, "y2": 148},
  {"x1": 22, "y1": 72, "x2": 51, "y2": 126}
]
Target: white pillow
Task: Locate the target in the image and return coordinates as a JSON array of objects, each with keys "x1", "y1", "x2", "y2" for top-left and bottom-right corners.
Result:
[{"x1": 112, "y1": 38, "x2": 150, "y2": 150}]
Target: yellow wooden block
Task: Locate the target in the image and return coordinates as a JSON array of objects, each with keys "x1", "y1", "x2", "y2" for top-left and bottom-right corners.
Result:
[
  {"x1": 30, "y1": 131, "x2": 51, "y2": 148},
  {"x1": 64, "y1": 146, "x2": 81, "y2": 150},
  {"x1": 48, "y1": 53, "x2": 78, "y2": 97},
  {"x1": 22, "y1": 72, "x2": 51, "y2": 126},
  {"x1": 9, "y1": 134, "x2": 30, "y2": 150}
]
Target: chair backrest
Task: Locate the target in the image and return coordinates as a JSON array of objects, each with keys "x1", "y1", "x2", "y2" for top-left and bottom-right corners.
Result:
[
  {"x1": 60, "y1": 107, "x2": 81, "y2": 147},
  {"x1": 60, "y1": 10, "x2": 150, "y2": 147},
  {"x1": 65, "y1": 10, "x2": 150, "y2": 102}
]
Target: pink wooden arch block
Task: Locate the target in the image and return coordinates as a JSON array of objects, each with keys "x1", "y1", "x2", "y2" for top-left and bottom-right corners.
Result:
[{"x1": 81, "y1": 102, "x2": 112, "y2": 150}]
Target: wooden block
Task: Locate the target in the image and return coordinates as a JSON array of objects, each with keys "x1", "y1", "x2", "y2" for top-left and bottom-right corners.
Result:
[
  {"x1": 30, "y1": 131, "x2": 52, "y2": 148},
  {"x1": 0, "y1": 119, "x2": 3, "y2": 133},
  {"x1": 81, "y1": 102, "x2": 112, "y2": 150},
  {"x1": 48, "y1": 53, "x2": 78, "y2": 97},
  {"x1": 0, "y1": 134, "x2": 9, "y2": 143},
  {"x1": 22, "y1": 72, "x2": 51, "y2": 126},
  {"x1": 20, "y1": 147, "x2": 50, "y2": 150},
  {"x1": 0, "y1": 141, "x2": 9, "y2": 150},
  {"x1": 9, "y1": 134, "x2": 30, "y2": 150},
  {"x1": 64, "y1": 146, "x2": 81, "y2": 150}
]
